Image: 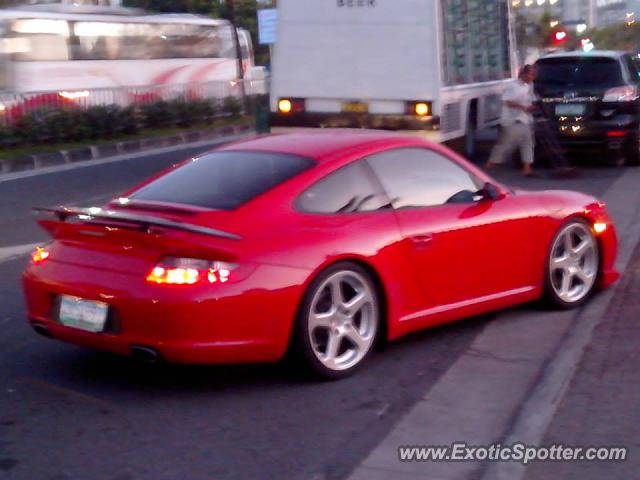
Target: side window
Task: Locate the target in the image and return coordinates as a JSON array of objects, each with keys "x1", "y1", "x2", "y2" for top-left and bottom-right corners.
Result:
[
  {"x1": 367, "y1": 148, "x2": 482, "y2": 209},
  {"x1": 296, "y1": 161, "x2": 390, "y2": 214},
  {"x1": 11, "y1": 19, "x2": 71, "y2": 61}
]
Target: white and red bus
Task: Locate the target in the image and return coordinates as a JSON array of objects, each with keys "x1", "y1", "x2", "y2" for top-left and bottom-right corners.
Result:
[{"x1": 0, "y1": 4, "x2": 265, "y2": 115}]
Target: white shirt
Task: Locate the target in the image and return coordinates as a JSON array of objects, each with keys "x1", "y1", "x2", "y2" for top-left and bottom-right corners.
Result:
[{"x1": 500, "y1": 79, "x2": 535, "y2": 127}]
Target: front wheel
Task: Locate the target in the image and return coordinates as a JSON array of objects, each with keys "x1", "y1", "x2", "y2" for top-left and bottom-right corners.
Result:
[
  {"x1": 544, "y1": 220, "x2": 599, "y2": 309},
  {"x1": 292, "y1": 262, "x2": 380, "y2": 379}
]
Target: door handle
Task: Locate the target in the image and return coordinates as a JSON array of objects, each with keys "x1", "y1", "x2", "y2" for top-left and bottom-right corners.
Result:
[{"x1": 410, "y1": 234, "x2": 434, "y2": 248}]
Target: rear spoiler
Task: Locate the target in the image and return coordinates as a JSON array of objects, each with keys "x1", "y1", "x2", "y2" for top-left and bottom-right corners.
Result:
[{"x1": 33, "y1": 206, "x2": 242, "y2": 241}]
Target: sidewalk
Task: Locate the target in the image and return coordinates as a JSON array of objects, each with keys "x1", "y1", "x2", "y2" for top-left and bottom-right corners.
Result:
[{"x1": 524, "y1": 240, "x2": 640, "y2": 480}]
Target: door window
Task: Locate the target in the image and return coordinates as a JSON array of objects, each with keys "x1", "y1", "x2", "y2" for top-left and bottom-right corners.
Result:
[{"x1": 366, "y1": 148, "x2": 482, "y2": 209}]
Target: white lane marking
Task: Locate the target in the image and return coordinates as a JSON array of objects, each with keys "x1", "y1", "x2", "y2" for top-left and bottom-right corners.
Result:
[
  {"x1": 0, "y1": 134, "x2": 250, "y2": 184},
  {"x1": 0, "y1": 243, "x2": 41, "y2": 263}
]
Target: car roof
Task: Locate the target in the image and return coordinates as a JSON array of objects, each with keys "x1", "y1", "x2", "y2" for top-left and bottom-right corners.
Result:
[
  {"x1": 538, "y1": 50, "x2": 625, "y2": 61},
  {"x1": 217, "y1": 130, "x2": 420, "y2": 163}
]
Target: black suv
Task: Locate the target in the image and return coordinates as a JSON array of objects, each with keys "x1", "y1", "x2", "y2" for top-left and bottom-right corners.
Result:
[{"x1": 534, "y1": 51, "x2": 640, "y2": 166}]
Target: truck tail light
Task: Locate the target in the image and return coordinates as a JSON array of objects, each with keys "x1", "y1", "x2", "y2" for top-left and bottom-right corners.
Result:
[
  {"x1": 407, "y1": 101, "x2": 432, "y2": 117},
  {"x1": 146, "y1": 257, "x2": 238, "y2": 286},
  {"x1": 278, "y1": 98, "x2": 305, "y2": 114}
]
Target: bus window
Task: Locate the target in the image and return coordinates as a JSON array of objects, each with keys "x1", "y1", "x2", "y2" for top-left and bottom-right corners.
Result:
[
  {"x1": 11, "y1": 18, "x2": 70, "y2": 61},
  {"x1": 0, "y1": 21, "x2": 8, "y2": 90},
  {"x1": 238, "y1": 29, "x2": 252, "y2": 61},
  {"x1": 217, "y1": 25, "x2": 238, "y2": 59},
  {"x1": 156, "y1": 23, "x2": 229, "y2": 59},
  {"x1": 72, "y1": 22, "x2": 153, "y2": 60}
]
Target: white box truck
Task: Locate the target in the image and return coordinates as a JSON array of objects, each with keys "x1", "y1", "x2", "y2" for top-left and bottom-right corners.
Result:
[{"x1": 270, "y1": 0, "x2": 516, "y2": 156}]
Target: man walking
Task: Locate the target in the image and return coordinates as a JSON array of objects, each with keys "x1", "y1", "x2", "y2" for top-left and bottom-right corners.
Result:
[{"x1": 485, "y1": 64, "x2": 537, "y2": 176}]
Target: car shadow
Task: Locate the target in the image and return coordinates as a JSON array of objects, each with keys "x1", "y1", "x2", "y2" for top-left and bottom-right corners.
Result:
[{"x1": 30, "y1": 312, "x2": 494, "y2": 396}]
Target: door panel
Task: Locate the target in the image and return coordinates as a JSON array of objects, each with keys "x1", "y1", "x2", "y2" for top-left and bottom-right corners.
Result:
[
  {"x1": 366, "y1": 146, "x2": 536, "y2": 314},
  {"x1": 393, "y1": 196, "x2": 536, "y2": 309}
]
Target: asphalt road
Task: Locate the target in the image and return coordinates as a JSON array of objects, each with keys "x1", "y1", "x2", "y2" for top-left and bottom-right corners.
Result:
[{"x1": 0, "y1": 143, "x2": 631, "y2": 480}]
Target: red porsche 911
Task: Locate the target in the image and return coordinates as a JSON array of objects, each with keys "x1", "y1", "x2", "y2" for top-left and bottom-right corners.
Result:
[{"x1": 23, "y1": 131, "x2": 619, "y2": 378}]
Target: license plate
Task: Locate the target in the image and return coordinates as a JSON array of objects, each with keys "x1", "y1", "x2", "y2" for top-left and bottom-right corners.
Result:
[
  {"x1": 59, "y1": 296, "x2": 108, "y2": 333},
  {"x1": 342, "y1": 101, "x2": 368, "y2": 114},
  {"x1": 555, "y1": 104, "x2": 586, "y2": 116}
]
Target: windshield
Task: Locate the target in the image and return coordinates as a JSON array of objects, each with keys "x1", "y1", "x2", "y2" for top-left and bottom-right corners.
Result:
[
  {"x1": 130, "y1": 151, "x2": 315, "y2": 210},
  {"x1": 535, "y1": 57, "x2": 624, "y2": 89}
]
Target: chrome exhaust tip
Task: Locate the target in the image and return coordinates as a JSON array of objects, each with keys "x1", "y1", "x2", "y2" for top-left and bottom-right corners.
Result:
[
  {"x1": 130, "y1": 345, "x2": 161, "y2": 364},
  {"x1": 32, "y1": 322, "x2": 52, "y2": 338}
]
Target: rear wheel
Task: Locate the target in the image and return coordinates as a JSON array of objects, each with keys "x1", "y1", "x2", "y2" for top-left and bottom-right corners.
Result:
[
  {"x1": 292, "y1": 262, "x2": 380, "y2": 379},
  {"x1": 544, "y1": 220, "x2": 599, "y2": 309}
]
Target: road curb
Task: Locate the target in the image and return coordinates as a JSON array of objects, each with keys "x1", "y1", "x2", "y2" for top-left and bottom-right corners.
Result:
[{"x1": 0, "y1": 123, "x2": 255, "y2": 175}]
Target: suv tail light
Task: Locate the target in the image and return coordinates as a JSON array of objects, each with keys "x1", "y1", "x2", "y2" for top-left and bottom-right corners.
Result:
[
  {"x1": 146, "y1": 257, "x2": 238, "y2": 286},
  {"x1": 603, "y1": 86, "x2": 638, "y2": 102}
]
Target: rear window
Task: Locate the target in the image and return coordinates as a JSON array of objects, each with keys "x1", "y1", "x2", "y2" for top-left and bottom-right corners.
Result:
[
  {"x1": 535, "y1": 57, "x2": 624, "y2": 89},
  {"x1": 131, "y1": 151, "x2": 315, "y2": 210}
]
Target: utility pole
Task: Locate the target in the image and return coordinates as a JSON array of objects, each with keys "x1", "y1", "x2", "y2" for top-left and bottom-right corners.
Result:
[{"x1": 224, "y1": 0, "x2": 249, "y2": 112}]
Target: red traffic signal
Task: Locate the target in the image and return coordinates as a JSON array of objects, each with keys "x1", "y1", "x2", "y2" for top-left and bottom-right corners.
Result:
[{"x1": 553, "y1": 30, "x2": 568, "y2": 44}]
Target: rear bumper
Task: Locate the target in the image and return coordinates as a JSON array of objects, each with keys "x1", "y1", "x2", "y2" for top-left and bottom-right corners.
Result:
[
  {"x1": 23, "y1": 260, "x2": 309, "y2": 364},
  {"x1": 535, "y1": 115, "x2": 638, "y2": 151},
  {"x1": 270, "y1": 111, "x2": 440, "y2": 130}
]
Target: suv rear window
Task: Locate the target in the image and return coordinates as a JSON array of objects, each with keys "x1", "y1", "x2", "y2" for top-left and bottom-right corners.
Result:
[
  {"x1": 131, "y1": 151, "x2": 315, "y2": 210},
  {"x1": 535, "y1": 56, "x2": 624, "y2": 89}
]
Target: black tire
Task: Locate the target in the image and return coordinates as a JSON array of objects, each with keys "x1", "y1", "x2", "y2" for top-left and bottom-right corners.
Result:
[
  {"x1": 623, "y1": 132, "x2": 640, "y2": 166},
  {"x1": 291, "y1": 262, "x2": 381, "y2": 380},
  {"x1": 464, "y1": 109, "x2": 477, "y2": 160},
  {"x1": 543, "y1": 219, "x2": 600, "y2": 310}
]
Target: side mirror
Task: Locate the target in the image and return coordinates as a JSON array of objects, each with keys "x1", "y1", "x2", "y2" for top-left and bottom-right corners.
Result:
[{"x1": 479, "y1": 183, "x2": 506, "y2": 201}]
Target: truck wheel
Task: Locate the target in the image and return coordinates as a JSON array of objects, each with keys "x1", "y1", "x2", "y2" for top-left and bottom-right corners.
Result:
[{"x1": 464, "y1": 102, "x2": 478, "y2": 161}]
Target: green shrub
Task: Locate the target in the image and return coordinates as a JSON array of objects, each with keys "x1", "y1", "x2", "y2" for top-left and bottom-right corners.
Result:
[
  {"x1": 222, "y1": 96, "x2": 243, "y2": 118},
  {"x1": 139, "y1": 101, "x2": 175, "y2": 129},
  {"x1": 83, "y1": 105, "x2": 127, "y2": 139},
  {"x1": 3, "y1": 96, "x2": 247, "y2": 151}
]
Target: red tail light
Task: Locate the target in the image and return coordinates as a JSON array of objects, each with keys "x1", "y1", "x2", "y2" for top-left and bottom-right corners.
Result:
[
  {"x1": 31, "y1": 246, "x2": 50, "y2": 265},
  {"x1": 607, "y1": 131, "x2": 627, "y2": 137},
  {"x1": 146, "y1": 257, "x2": 237, "y2": 286}
]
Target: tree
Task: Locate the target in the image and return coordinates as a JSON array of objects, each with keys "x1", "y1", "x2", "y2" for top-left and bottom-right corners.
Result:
[{"x1": 590, "y1": 22, "x2": 640, "y2": 51}]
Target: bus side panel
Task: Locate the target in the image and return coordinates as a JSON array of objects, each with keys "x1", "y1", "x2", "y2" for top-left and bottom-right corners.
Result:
[{"x1": 12, "y1": 58, "x2": 239, "y2": 93}]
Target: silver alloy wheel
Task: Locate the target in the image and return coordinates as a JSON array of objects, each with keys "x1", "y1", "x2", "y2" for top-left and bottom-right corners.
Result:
[
  {"x1": 549, "y1": 222, "x2": 599, "y2": 304},
  {"x1": 307, "y1": 270, "x2": 378, "y2": 372}
]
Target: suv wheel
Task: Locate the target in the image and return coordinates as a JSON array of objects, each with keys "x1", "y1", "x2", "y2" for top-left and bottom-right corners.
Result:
[{"x1": 624, "y1": 132, "x2": 640, "y2": 166}]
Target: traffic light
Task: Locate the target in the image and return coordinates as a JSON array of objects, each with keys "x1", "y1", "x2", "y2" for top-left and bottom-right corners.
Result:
[{"x1": 553, "y1": 30, "x2": 568, "y2": 45}]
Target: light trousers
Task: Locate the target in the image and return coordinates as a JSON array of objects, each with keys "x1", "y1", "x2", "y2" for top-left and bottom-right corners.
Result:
[{"x1": 488, "y1": 122, "x2": 535, "y2": 166}]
